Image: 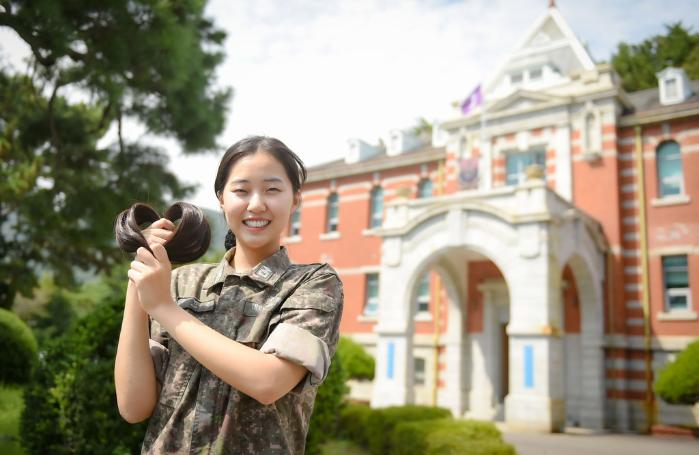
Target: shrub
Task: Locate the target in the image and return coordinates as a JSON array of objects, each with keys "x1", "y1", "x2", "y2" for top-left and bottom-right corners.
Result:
[
  {"x1": 338, "y1": 403, "x2": 373, "y2": 448},
  {"x1": 655, "y1": 340, "x2": 699, "y2": 405},
  {"x1": 337, "y1": 336, "x2": 375, "y2": 380},
  {"x1": 0, "y1": 308, "x2": 38, "y2": 385},
  {"x1": 367, "y1": 405, "x2": 452, "y2": 455},
  {"x1": 391, "y1": 418, "x2": 515, "y2": 455},
  {"x1": 306, "y1": 349, "x2": 350, "y2": 455},
  {"x1": 20, "y1": 284, "x2": 148, "y2": 454}
]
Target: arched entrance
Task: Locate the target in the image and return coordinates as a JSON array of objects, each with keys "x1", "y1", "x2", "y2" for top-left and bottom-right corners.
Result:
[{"x1": 369, "y1": 181, "x2": 607, "y2": 432}]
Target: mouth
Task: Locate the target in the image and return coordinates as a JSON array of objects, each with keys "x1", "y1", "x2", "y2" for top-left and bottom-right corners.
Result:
[{"x1": 242, "y1": 219, "x2": 271, "y2": 230}]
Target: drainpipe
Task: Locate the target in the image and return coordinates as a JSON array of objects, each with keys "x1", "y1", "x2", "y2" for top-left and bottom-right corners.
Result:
[
  {"x1": 634, "y1": 125, "x2": 655, "y2": 431},
  {"x1": 431, "y1": 159, "x2": 446, "y2": 406}
]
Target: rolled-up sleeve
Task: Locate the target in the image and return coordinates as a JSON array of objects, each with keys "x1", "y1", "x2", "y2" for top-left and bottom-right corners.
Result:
[
  {"x1": 148, "y1": 318, "x2": 170, "y2": 386},
  {"x1": 260, "y1": 272, "x2": 344, "y2": 392}
]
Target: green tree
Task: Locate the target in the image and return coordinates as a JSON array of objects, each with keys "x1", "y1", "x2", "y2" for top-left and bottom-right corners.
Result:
[
  {"x1": 612, "y1": 22, "x2": 699, "y2": 92},
  {"x1": 0, "y1": 0, "x2": 232, "y2": 308},
  {"x1": 654, "y1": 340, "x2": 699, "y2": 405}
]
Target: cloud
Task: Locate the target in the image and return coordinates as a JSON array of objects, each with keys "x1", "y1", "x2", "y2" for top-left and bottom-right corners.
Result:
[{"x1": 2, "y1": 0, "x2": 698, "y2": 209}]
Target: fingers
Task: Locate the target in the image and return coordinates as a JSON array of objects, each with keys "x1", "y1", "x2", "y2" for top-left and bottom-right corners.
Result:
[
  {"x1": 146, "y1": 228, "x2": 175, "y2": 245},
  {"x1": 127, "y1": 268, "x2": 141, "y2": 282},
  {"x1": 150, "y1": 218, "x2": 176, "y2": 231},
  {"x1": 135, "y1": 247, "x2": 158, "y2": 266},
  {"x1": 151, "y1": 243, "x2": 170, "y2": 263}
]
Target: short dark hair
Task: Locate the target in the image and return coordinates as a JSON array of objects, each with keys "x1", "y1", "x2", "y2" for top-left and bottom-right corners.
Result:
[{"x1": 215, "y1": 136, "x2": 307, "y2": 249}]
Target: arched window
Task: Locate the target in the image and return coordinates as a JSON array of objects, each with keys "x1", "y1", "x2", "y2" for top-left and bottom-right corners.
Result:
[
  {"x1": 417, "y1": 178, "x2": 433, "y2": 198},
  {"x1": 369, "y1": 186, "x2": 384, "y2": 228},
  {"x1": 656, "y1": 141, "x2": 684, "y2": 197},
  {"x1": 325, "y1": 193, "x2": 339, "y2": 232},
  {"x1": 584, "y1": 112, "x2": 598, "y2": 152}
]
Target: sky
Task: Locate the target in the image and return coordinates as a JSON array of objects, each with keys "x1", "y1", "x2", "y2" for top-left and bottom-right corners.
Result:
[{"x1": 2, "y1": 0, "x2": 699, "y2": 210}]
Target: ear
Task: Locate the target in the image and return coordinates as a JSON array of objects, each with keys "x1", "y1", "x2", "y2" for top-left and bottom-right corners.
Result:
[{"x1": 216, "y1": 191, "x2": 224, "y2": 209}]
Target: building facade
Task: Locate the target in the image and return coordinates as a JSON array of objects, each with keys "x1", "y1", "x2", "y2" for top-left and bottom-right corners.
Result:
[{"x1": 284, "y1": 5, "x2": 699, "y2": 432}]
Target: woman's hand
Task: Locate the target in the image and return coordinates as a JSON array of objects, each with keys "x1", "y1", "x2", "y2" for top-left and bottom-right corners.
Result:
[
  {"x1": 128, "y1": 244, "x2": 175, "y2": 314},
  {"x1": 142, "y1": 218, "x2": 176, "y2": 249}
]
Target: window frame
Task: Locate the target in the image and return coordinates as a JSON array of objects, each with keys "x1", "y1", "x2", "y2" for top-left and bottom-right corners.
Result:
[
  {"x1": 414, "y1": 357, "x2": 426, "y2": 385},
  {"x1": 289, "y1": 208, "x2": 301, "y2": 237},
  {"x1": 662, "y1": 255, "x2": 691, "y2": 313},
  {"x1": 656, "y1": 140, "x2": 684, "y2": 198},
  {"x1": 364, "y1": 273, "x2": 379, "y2": 317},
  {"x1": 369, "y1": 186, "x2": 384, "y2": 228},
  {"x1": 325, "y1": 192, "x2": 339, "y2": 233},
  {"x1": 417, "y1": 178, "x2": 433, "y2": 199},
  {"x1": 505, "y1": 148, "x2": 546, "y2": 186},
  {"x1": 415, "y1": 273, "x2": 430, "y2": 314}
]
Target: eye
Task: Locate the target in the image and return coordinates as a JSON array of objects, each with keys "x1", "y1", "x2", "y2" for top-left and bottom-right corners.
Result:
[
  {"x1": 232, "y1": 189, "x2": 247, "y2": 194},
  {"x1": 267, "y1": 187, "x2": 281, "y2": 192}
]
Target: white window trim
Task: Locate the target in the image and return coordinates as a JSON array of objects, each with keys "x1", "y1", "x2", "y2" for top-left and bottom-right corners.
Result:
[
  {"x1": 283, "y1": 235, "x2": 303, "y2": 244},
  {"x1": 651, "y1": 194, "x2": 691, "y2": 207},
  {"x1": 664, "y1": 287, "x2": 691, "y2": 313},
  {"x1": 319, "y1": 231, "x2": 341, "y2": 241}
]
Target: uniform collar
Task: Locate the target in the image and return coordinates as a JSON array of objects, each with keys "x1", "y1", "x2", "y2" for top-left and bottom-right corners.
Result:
[{"x1": 203, "y1": 245, "x2": 292, "y2": 290}]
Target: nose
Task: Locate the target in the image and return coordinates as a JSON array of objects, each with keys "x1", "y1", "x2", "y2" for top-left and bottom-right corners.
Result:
[{"x1": 247, "y1": 190, "x2": 267, "y2": 213}]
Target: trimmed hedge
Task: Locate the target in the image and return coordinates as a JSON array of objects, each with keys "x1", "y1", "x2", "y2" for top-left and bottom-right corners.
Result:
[
  {"x1": 391, "y1": 418, "x2": 516, "y2": 455},
  {"x1": 0, "y1": 308, "x2": 38, "y2": 385},
  {"x1": 655, "y1": 340, "x2": 699, "y2": 405},
  {"x1": 367, "y1": 405, "x2": 452, "y2": 455},
  {"x1": 337, "y1": 336, "x2": 375, "y2": 380},
  {"x1": 339, "y1": 403, "x2": 374, "y2": 448}
]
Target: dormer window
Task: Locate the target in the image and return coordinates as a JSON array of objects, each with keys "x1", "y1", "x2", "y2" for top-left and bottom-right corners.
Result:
[
  {"x1": 665, "y1": 78, "x2": 677, "y2": 98},
  {"x1": 530, "y1": 67, "x2": 543, "y2": 80},
  {"x1": 657, "y1": 67, "x2": 693, "y2": 105},
  {"x1": 510, "y1": 72, "x2": 523, "y2": 85}
]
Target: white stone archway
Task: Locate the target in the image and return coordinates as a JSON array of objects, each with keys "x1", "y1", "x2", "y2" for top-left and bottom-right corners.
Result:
[{"x1": 369, "y1": 180, "x2": 608, "y2": 432}]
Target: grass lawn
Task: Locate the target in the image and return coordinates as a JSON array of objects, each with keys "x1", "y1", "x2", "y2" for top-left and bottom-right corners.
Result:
[
  {"x1": 0, "y1": 384, "x2": 25, "y2": 455},
  {"x1": 320, "y1": 438, "x2": 369, "y2": 455}
]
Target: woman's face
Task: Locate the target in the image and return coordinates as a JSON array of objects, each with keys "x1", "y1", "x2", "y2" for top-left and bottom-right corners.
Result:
[{"x1": 218, "y1": 150, "x2": 299, "y2": 254}]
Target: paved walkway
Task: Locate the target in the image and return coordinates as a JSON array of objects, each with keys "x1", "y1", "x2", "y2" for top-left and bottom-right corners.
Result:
[{"x1": 502, "y1": 431, "x2": 698, "y2": 455}]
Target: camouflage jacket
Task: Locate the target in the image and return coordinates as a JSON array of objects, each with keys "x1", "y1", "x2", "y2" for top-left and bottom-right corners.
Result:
[{"x1": 142, "y1": 246, "x2": 344, "y2": 454}]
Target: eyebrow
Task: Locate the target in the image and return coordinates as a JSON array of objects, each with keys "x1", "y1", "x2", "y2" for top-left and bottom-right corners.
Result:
[{"x1": 230, "y1": 177, "x2": 284, "y2": 184}]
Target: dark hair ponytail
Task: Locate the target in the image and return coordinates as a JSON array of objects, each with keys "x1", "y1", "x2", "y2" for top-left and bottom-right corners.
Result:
[
  {"x1": 114, "y1": 202, "x2": 211, "y2": 264},
  {"x1": 224, "y1": 229, "x2": 236, "y2": 250},
  {"x1": 215, "y1": 136, "x2": 307, "y2": 251}
]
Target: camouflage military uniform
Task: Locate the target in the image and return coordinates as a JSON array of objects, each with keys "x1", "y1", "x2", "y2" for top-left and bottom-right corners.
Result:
[{"x1": 142, "y1": 245, "x2": 344, "y2": 454}]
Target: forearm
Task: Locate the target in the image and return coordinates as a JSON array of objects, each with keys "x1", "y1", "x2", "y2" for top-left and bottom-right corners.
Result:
[
  {"x1": 150, "y1": 302, "x2": 302, "y2": 405},
  {"x1": 114, "y1": 281, "x2": 159, "y2": 423}
]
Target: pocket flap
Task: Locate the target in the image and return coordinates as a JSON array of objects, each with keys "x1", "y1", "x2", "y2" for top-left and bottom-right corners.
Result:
[{"x1": 177, "y1": 297, "x2": 216, "y2": 312}]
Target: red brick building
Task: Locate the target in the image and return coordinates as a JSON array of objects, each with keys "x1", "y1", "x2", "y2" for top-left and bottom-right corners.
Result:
[{"x1": 284, "y1": 5, "x2": 698, "y2": 432}]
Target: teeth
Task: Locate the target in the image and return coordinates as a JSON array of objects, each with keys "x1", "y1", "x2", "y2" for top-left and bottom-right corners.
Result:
[{"x1": 244, "y1": 219, "x2": 270, "y2": 228}]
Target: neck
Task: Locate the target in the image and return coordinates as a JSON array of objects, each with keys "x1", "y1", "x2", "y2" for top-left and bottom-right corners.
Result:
[{"x1": 232, "y1": 242, "x2": 280, "y2": 272}]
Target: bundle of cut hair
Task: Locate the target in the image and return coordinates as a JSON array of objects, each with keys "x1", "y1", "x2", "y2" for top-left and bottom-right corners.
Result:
[{"x1": 114, "y1": 202, "x2": 211, "y2": 264}]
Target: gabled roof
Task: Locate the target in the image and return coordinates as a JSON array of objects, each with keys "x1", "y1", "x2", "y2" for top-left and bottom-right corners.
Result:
[
  {"x1": 305, "y1": 145, "x2": 445, "y2": 183},
  {"x1": 484, "y1": 6, "x2": 595, "y2": 98}
]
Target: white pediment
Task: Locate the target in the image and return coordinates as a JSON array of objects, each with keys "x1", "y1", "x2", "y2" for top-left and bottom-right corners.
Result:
[
  {"x1": 488, "y1": 90, "x2": 567, "y2": 114},
  {"x1": 484, "y1": 7, "x2": 595, "y2": 101}
]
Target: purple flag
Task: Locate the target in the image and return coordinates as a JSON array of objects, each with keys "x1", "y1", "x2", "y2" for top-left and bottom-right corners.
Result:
[{"x1": 460, "y1": 84, "x2": 483, "y2": 115}]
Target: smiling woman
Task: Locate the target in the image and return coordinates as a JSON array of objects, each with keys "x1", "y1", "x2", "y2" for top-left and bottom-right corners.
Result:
[{"x1": 114, "y1": 135, "x2": 344, "y2": 455}]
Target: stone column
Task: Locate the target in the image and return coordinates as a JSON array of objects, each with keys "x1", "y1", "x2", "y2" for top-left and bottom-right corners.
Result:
[
  {"x1": 370, "y1": 233, "x2": 414, "y2": 408},
  {"x1": 504, "y1": 220, "x2": 565, "y2": 432}
]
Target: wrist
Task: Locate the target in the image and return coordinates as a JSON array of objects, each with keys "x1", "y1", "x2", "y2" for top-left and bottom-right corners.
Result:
[{"x1": 148, "y1": 298, "x2": 178, "y2": 322}]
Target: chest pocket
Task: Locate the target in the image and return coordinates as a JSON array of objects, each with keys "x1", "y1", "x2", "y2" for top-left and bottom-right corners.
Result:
[{"x1": 235, "y1": 296, "x2": 284, "y2": 345}]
